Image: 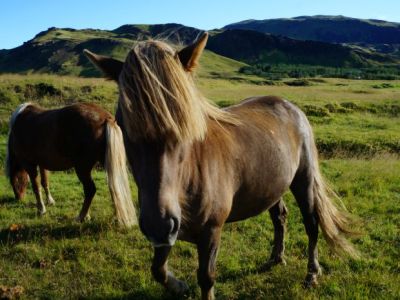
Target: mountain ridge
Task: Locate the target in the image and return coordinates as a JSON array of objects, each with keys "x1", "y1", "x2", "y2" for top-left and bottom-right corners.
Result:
[
  {"x1": 224, "y1": 15, "x2": 400, "y2": 45},
  {"x1": 1, "y1": 17, "x2": 399, "y2": 77}
]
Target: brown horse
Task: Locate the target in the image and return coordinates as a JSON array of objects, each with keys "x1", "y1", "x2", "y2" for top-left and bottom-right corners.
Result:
[
  {"x1": 85, "y1": 33, "x2": 358, "y2": 299},
  {"x1": 6, "y1": 102, "x2": 137, "y2": 227}
]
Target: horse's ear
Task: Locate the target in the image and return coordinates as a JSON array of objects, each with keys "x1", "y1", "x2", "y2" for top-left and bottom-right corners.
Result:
[
  {"x1": 83, "y1": 49, "x2": 123, "y2": 82},
  {"x1": 177, "y1": 32, "x2": 208, "y2": 72}
]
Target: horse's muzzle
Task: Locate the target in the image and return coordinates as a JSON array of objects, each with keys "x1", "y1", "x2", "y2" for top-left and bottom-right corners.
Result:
[{"x1": 139, "y1": 215, "x2": 180, "y2": 247}]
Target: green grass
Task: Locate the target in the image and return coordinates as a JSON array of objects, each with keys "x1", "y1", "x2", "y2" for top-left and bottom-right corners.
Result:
[
  {"x1": 0, "y1": 159, "x2": 399, "y2": 299},
  {"x1": 0, "y1": 73, "x2": 399, "y2": 299}
]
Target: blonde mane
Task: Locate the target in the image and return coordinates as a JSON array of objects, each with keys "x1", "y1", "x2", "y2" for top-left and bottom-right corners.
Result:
[
  {"x1": 119, "y1": 40, "x2": 237, "y2": 143},
  {"x1": 6, "y1": 102, "x2": 33, "y2": 178}
]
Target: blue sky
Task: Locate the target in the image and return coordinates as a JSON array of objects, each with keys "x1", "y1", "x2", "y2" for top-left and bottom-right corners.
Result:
[{"x1": 1, "y1": 0, "x2": 400, "y2": 49}]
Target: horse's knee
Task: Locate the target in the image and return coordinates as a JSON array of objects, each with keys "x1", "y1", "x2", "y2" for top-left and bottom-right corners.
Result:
[
  {"x1": 151, "y1": 264, "x2": 167, "y2": 284},
  {"x1": 278, "y1": 201, "x2": 288, "y2": 225},
  {"x1": 84, "y1": 180, "x2": 96, "y2": 198},
  {"x1": 197, "y1": 268, "x2": 215, "y2": 292}
]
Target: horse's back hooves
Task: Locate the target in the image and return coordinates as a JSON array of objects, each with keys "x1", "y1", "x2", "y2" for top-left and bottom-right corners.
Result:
[{"x1": 303, "y1": 273, "x2": 319, "y2": 288}]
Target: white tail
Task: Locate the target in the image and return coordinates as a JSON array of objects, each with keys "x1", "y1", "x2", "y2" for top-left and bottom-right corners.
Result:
[{"x1": 105, "y1": 120, "x2": 137, "y2": 228}]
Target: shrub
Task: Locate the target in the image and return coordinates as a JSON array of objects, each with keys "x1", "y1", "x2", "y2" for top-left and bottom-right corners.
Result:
[
  {"x1": 302, "y1": 105, "x2": 330, "y2": 117},
  {"x1": 24, "y1": 83, "x2": 62, "y2": 99},
  {"x1": 217, "y1": 100, "x2": 235, "y2": 108},
  {"x1": 284, "y1": 79, "x2": 312, "y2": 87},
  {"x1": 372, "y1": 83, "x2": 395, "y2": 89}
]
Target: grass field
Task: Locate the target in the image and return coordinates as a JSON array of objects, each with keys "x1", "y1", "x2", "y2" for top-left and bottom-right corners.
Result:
[{"x1": 0, "y1": 73, "x2": 399, "y2": 299}]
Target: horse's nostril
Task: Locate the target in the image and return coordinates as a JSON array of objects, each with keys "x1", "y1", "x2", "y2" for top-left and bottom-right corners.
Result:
[{"x1": 170, "y1": 216, "x2": 180, "y2": 235}]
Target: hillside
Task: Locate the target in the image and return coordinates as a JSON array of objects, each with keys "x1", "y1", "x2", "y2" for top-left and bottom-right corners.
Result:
[
  {"x1": 225, "y1": 15, "x2": 400, "y2": 44},
  {"x1": 224, "y1": 16, "x2": 400, "y2": 58},
  {"x1": 0, "y1": 24, "x2": 205, "y2": 77},
  {"x1": 207, "y1": 29, "x2": 397, "y2": 67},
  {"x1": 0, "y1": 22, "x2": 398, "y2": 77}
]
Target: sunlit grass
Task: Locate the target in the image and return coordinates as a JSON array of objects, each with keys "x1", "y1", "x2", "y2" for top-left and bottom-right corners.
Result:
[
  {"x1": 0, "y1": 158, "x2": 399, "y2": 299},
  {"x1": 0, "y1": 73, "x2": 399, "y2": 298}
]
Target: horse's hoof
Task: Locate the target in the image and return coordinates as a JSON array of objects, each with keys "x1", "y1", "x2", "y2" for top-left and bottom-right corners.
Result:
[
  {"x1": 37, "y1": 209, "x2": 46, "y2": 216},
  {"x1": 75, "y1": 215, "x2": 84, "y2": 223},
  {"x1": 75, "y1": 214, "x2": 91, "y2": 223},
  {"x1": 260, "y1": 256, "x2": 287, "y2": 272},
  {"x1": 36, "y1": 206, "x2": 47, "y2": 217},
  {"x1": 303, "y1": 273, "x2": 319, "y2": 288},
  {"x1": 166, "y1": 272, "x2": 189, "y2": 296},
  {"x1": 47, "y1": 198, "x2": 56, "y2": 206}
]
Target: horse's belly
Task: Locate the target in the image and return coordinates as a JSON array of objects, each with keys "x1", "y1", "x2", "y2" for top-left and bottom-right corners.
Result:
[
  {"x1": 226, "y1": 190, "x2": 283, "y2": 222},
  {"x1": 17, "y1": 148, "x2": 73, "y2": 171},
  {"x1": 41, "y1": 161, "x2": 73, "y2": 171},
  {"x1": 226, "y1": 167, "x2": 293, "y2": 223}
]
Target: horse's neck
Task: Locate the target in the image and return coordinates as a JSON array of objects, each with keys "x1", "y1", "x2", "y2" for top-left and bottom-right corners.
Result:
[{"x1": 183, "y1": 119, "x2": 238, "y2": 193}]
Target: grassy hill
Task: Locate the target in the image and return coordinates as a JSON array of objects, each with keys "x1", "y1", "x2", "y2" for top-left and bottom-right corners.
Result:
[
  {"x1": 207, "y1": 29, "x2": 398, "y2": 67},
  {"x1": 224, "y1": 15, "x2": 400, "y2": 58},
  {"x1": 0, "y1": 24, "x2": 205, "y2": 76},
  {"x1": 1, "y1": 23, "x2": 399, "y2": 78}
]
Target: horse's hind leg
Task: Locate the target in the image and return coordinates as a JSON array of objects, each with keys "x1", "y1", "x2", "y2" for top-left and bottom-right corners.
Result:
[
  {"x1": 75, "y1": 167, "x2": 96, "y2": 222},
  {"x1": 151, "y1": 246, "x2": 189, "y2": 296},
  {"x1": 26, "y1": 165, "x2": 46, "y2": 215},
  {"x1": 290, "y1": 170, "x2": 321, "y2": 287},
  {"x1": 40, "y1": 167, "x2": 55, "y2": 205},
  {"x1": 263, "y1": 199, "x2": 288, "y2": 270}
]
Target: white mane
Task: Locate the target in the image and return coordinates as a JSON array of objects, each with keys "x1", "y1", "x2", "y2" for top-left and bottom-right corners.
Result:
[
  {"x1": 5, "y1": 102, "x2": 32, "y2": 178},
  {"x1": 10, "y1": 102, "x2": 32, "y2": 129}
]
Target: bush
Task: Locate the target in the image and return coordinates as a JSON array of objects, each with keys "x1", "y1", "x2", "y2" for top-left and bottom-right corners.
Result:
[
  {"x1": 341, "y1": 102, "x2": 361, "y2": 111},
  {"x1": 24, "y1": 83, "x2": 62, "y2": 99},
  {"x1": 284, "y1": 79, "x2": 312, "y2": 86},
  {"x1": 302, "y1": 105, "x2": 330, "y2": 117},
  {"x1": 217, "y1": 100, "x2": 235, "y2": 108},
  {"x1": 372, "y1": 83, "x2": 395, "y2": 89}
]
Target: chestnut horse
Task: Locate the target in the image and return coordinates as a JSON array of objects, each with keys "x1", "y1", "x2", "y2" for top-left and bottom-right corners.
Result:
[
  {"x1": 6, "y1": 102, "x2": 137, "y2": 227},
  {"x1": 85, "y1": 33, "x2": 358, "y2": 299}
]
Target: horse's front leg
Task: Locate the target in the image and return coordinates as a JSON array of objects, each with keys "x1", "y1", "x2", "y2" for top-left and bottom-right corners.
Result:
[
  {"x1": 151, "y1": 246, "x2": 189, "y2": 296},
  {"x1": 197, "y1": 226, "x2": 222, "y2": 300},
  {"x1": 40, "y1": 167, "x2": 55, "y2": 205},
  {"x1": 26, "y1": 166, "x2": 46, "y2": 215}
]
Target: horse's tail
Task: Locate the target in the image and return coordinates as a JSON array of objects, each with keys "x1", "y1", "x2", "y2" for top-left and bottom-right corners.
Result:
[
  {"x1": 310, "y1": 140, "x2": 359, "y2": 258},
  {"x1": 104, "y1": 119, "x2": 137, "y2": 228},
  {"x1": 6, "y1": 103, "x2": 31, "y2": 200}
]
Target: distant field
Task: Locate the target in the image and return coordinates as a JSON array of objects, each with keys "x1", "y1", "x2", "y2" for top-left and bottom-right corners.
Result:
[
  {"x1": 1, "y1": 74, "x2": 399, "y2": 158},
  {"x1": 0, "y1": 73, "x2": 399, "y2": 299}
]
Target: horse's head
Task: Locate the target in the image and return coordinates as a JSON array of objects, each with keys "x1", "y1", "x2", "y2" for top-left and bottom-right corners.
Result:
[{"x1": 85, "y1": 33, "x2": 211, "y2": 246}]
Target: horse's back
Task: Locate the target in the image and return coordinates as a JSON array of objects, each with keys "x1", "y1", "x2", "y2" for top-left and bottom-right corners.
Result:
[{"x1": 11, "y1": 103, "x2": 113, "y2": 170}]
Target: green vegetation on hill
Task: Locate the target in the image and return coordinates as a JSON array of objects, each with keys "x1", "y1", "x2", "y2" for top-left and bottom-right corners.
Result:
[
  {"x1": 0, "y1": 24, "x2": 203, "y2": 76},
  {"x1": 239, "y1": 64, "x2": 400, "y2": 80},
  {"x1": 1, "y1": 22, "x2": 400, "y2": 78}
]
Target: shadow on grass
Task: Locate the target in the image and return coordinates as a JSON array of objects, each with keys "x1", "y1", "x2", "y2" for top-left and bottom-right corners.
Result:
[
  {"x1": 0, "y1": 221, "x2": 110, "y2": 245},
  {"x1": 84, "y1": 290, "x2": 186, "y2": 300},
  {"x1": 218, "y1": 261, "x2": 284, "y2": 283},
  {"x1": 0, "y1": 195, "x2": 17, "y2": 205}
]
